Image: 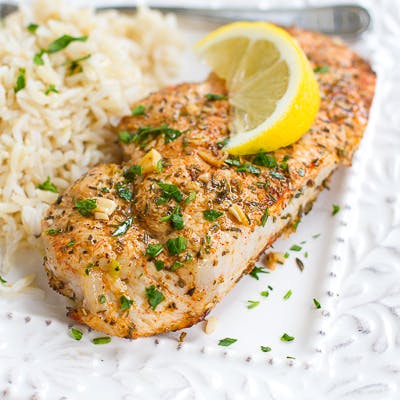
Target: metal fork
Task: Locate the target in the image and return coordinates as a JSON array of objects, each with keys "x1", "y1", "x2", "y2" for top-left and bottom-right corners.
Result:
[{"x1": 0, "y1": 3, "x2": 370, "y2": 38}]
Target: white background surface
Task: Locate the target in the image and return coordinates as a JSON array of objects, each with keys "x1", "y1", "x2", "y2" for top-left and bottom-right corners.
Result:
[{"x1": 1, "y1": 0, "x2": 400, "y2": 399}]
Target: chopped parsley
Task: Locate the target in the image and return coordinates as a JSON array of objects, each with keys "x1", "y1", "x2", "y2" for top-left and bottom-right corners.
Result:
[
  {"x1": 313, "y1": 298, "x2": 321, "y2": 309},
  {"x1": 74, "y1": 198, "x2": 97, "y2": 217},
  {"x1": 14, "y1": 68, "x2": 26, "y2": 93},
  {"x1": 166, "y1": 236, "x2": 187, "y2": 255},
  {"x1": 123, "y1": 165, "x2": 142, "y2": 181},
  {"x1": 249, "y1": 266, "x2": 268, "y2": 280},
  {"x1": 120, "y1": 295, "x2": 134, "y2": 311},
  {"x1": 284, "y1": 252, "x2": 290, "y2": 258},
  {"x1": 92, "y1": 336, "x2": 111, "y2": 345},
  {"x1": 171, "y1": 261, "x2": 183, "y2": 271},
  {"x1": 131, "y1": 104, "x2": 146, "y2": 116},
  {"x1": 154, "y1": 260, "x2": 165, "y2": 271},
  {"x1": 332, "y1": 204, "x2": 341, "y2": 216},
  {"x1": 119, "y1": 130, "x2": 133, "y2": 144},
  {"x1": 27, "y1": 23, "x2": 39, "y2": 33},
  {"x1": 99, "y1": 294, "x2": 106, "y2": 304},
  {"x1": 70, "y1": 328, "x2": 83, "y2": 340},
  {"x1": 111, "y1": 216, "x2": 133, "y2": 236},
  {"x1": 203, "y1": 209, "x2": 223, "y2": 221},
  {"x1": 145, "y1": 285, "x2": 165, "y2": 310},
  {"x1": 261, "y1": 346, "x2": 271, "y2": 352},
  {"x1": 218, "y1": 337, "x2": 237, "y2": 346},
  {"x1": 84, "y1": 263, "x2": 96, "y2": 275},
  {"x1": 224, "y1": 157, "x2": 241, "y2": 167},
  {"x1": 46, "y1": 228, "x2": 62, "y2": 235},
  {"x1": 280, "y1": 333, "x2": 295, "y2": 342},
  {"x1": 184, "y1": 191, "x2": 196, "y2": 205},
  {"x1": 155, "y1": 159, "x2": 163, "y2": 173},
  {"x1": 290, "y1": 244, "x2": 302, "y2": 252},
  {"x1": 0, "y1": 275, "x2": 6, "y2": 284},
  {"x1": 47, "y1": 34, "x2": 88, "y2": 54},
  {"x1": 37, "y1": 177, "x2": 58, "y2": 193},
  {"x1": 260, "y1": 290, "x2": 269, "y2": 297},
  {"x1": 283, "y1": 290, "x2": 292, "y2": 300},
  {"x1": 237, "y1": 163, "x2": 261, "y2": 175},
  {"x1": 160, "y1": 205, "x2": 184, "y2": 230},
  {"x1": 146, "y1": 243, "x2": 163, "y2": 258},
  {"x1": 247, "y1": 300, "x2": 260, "y2": 309},
  {"x1": 217, "y1": 137, "x2": 230, "y2": 148},
  {"x1": 44, "y1": 84, "x2": 59, "y2": 95},
  {"x1": 268, "y1": 285, "x2": 273, "y2": 291},
  {"x1": 116, "y1": 182, "x2": 132, "y2": 201},
  {"x1": 100, "y1": 187, "x2": 110, "y2": 193},
  {"x1": 252, "y1": 152, "x2": 278, "y2": 168},
  {"x1": 204, "y1": 93, "x2": 227, "y2": 101},
  {"x1": 33, "y1": 52, "x2": 45, "y2": 65},
  {"x1": 64, "y1": 54, "x2": 91, "y2": 75},
  {"x1": 269, "y1": 170, "x2": 285, "y2": 180},
  {"x1": 312, "y1": 233, "x2": 321, "y2": 239},
  {"x1": 314, "y1": 65, "x2": 330, "y2": 74},
  {"x1": 66, "y1": 240, "x2": 75, "y2": 247},
  {"x1": 261, "y1": 208, "x2": 269, "y2": 227},
  {"x1": 123, "y1": 124, "x2": 182, "y2": 146},
  {"x1": 157, "y1": 181, "x2": 183, "y2": 202}
]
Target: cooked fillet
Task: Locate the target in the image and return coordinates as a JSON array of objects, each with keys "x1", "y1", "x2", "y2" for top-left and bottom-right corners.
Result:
[{"x1": 42, "y1": 28, "x2": 376, "y2": 338}]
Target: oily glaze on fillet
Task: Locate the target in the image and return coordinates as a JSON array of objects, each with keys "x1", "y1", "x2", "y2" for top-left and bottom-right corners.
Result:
[{"x1": 42, "y1": 28, "x2": 376, "y2": 338}]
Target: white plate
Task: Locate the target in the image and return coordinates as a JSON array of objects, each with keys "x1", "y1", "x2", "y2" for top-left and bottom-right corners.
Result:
[{"x1": 1, "y1": 0, "x2": 400, "y2": 399}]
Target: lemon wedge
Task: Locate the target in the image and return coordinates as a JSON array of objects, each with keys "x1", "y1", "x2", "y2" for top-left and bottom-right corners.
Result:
[{"x1": 195, "y1": 22, "x2": 320, "y2": 155}]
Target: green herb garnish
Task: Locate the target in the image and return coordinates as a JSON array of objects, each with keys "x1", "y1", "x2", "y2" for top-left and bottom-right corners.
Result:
[
  {"x1": 224, "y1": 157, "x2": 241, "y2": 167},
  {"x1": 157, "y1": 181, "x2": 183, "y2": 202},
  {"x1": 268, "y1": 285, "x2": 273, "y2": 291},
  {"x1": 154, "y1": 260, "x2": 165, "y2": 271},
  {"x1": 314, "y1": 66, "x2": 330, "y2": 73},
  {"x1": 218, "y1": 338, "x2": 237, "y2": 346},
  {"x1": 204, "y1": 93, "x2": 228, "y2": 101},
  {"x1": 261, "y1": 290, "x2": 269, "y2": 297},
  {"x1": 313, "y1": 298, "x2": 321, "y2": 309},
  {"x1": 118, "y1": 130, "x2": 133, "y2": 144},
  {"x1": 131, "y1": 104, "x2": 146, "y2": 116},
  {"x1": 216, "y1": 137, "x2": 230, "y2": 148},
  {"x1": 237, "y1": 163, "x2": 261, "y2": 175},
  {"x1": 166, "y1": 236, "x2": 187, "y2": 255},
  {"x1": 14, "y1": 68, "x2": 26, "y2": 93},
  {"x1": 44, "y1": 84, "x2": 59, "y2": 95},
  {"x1": 92, "y1": 336, "x2": 111, "y2": 345},
  {"x1": 155, "y1": 159, "x2": 163, "y2": 173},
  {"x1": 74, "y1": 198, "x2": 97, "y2": 217},
  {"x1": 120, "y1": 295, "x2": 134, "y2": 311},
  {"x1": 70, "y1": 328, "x2": 83, "y2": 340},
  {"x1": 46, "y1": 228, "x2": 62, "y2": 235},
  {"x1": 290, "y1": 244, "x2": 302, "y2": 251},
  {"x1": 283, "y1": 290, "x2": 292, "y2": 300},
  {"x1": 47, "y1": 34, "x2": 88, "y2": 53},
  {"x1": 280, "y1": 333, "x2": 295, "y2": 342},
  {"x1": 203, "y1": 209, "x2": 223, "y2": 221},
  {"x1": 184, "y1": 191, "x2": 196, "y2": 205},
  {"x1": 33, "y1": 52, "x2": 45, "y2": 65},
  {"x1": 261, "y1": 346, "x2": 271, "y2": 352},
  {"x1": 145, "y1": 285, "x2": 165, "y2": 310},
  {"x1": 252, "y1": 152, "x2": 278, "y2": 168},
  {"x1": 171, "y1": 261, "x2": 183, "y2": 271},
  {"x1": 0, "y1": 275, "x2": 7, "y2": 284},
  {"x1": 160, "y1": 205, "x2": 184, "y2": 230},
  {"x1": 123, "y1": 165, "x2": 142, "y2": 181},
  {"x1": 64, "y1": 54, "x2": 91, "y2": 75},
  {"x1": 66, "y1": 240, "x2": 75, "y2": 247},
  {"x1": 247, "y1": 300, "x2": 260, "y2": 309},
  {"x1": 284, "y1": 252, "x2": 289, "y2": 258},
  {"x1": 27, "y1": 23, "x2": 39, "y2": 33},
  {"x1": 112, "y1": 217, "x2": 133, "y2": 236},
  {"x1": 128, "y1": 124, "x2": 182, "y2": 146},
  {"x1": 145, "y1": 243, "x2": 163, "y2": 258},
  {"x1": 116, "y1": 182, "x2": 132, "y2": 201},
  {"x1": 99, "y1": 294, "x2": 106, "y2": 304},
  {"x1": 332, "y1": 204, "x2": 340, "y2": 216},
  {"x1": 261, "y1": 208, "x2": 269, "y2": 227},
  {"x1": 37, "y1": 177, "x2": 58, "y2": 193},
  {"x1": 249, "y1": 266, "x2": 268, "y2": 280},
  {"x1": 269, "y1": 170, "x2": 285, "y2": 180}
]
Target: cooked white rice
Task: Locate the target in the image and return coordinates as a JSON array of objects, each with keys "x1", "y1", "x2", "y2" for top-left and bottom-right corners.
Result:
[{"x1": 0, "y1": 0, "x2": 184, "y2": 289}]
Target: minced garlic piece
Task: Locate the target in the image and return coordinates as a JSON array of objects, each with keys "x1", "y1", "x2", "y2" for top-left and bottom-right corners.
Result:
[
  {"x1": 140, "y1": 149, "x2": 162, "y2": 174},
  {"x1": 94, "y1": 212, "x2": 109, "y2": 220},
  {"x1": 197, "y1": 150, "x2": 224, "y2": 167},
  {"x1": 203, "y1": 316, "x2": 217, "y2": 334},
  {"x1": 95, "y1": 197, "x2": 117, "y2": 216},
  {"x1": 228, "y1": 204, "x2": 249, "y2": 226}
]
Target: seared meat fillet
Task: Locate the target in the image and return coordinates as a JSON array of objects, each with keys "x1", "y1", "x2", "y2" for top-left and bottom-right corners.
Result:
[{"x1": 42, "y1": 28, "x2": 376, "y2": 338}]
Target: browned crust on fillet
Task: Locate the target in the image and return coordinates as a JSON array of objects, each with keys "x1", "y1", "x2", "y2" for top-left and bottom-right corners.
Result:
[{"x1": 43, "y1": 27, "x2": 376, "y2": 338}]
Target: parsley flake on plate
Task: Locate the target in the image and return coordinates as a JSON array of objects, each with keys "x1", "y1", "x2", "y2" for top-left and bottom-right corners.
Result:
[
  {"x1": 313, "y1": 298, "x2": 321, "y2": 309},
  {"x1": 70, "y1": 328, "x2": 83, "y2": 341},
  {"x1": 332, "y1": 204, "x2": 341, "y2": 215},
  {"x1": 280, "y1": 333, "x2": 295, "y2": 342},
  {"x1": 283, "y1": 290, "x2": 292, "y2": 300},
  {"x1": 92, "y1": 336, "x2": 111, "y2": 345},
  {"x1": 260, "y1": 346, "x2": 271, "y2": 352},
  {"x1": 218, "y1": 337, "x2": 237, "y2": 346},
  {"x1": 247, "y1": 300, "x2": 260, "y2": 309}
]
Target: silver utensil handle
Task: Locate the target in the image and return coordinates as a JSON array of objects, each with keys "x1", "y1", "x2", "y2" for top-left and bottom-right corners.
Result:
[{"x1": 0, "y1": 3, "x2": 370, "y2": 37}]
